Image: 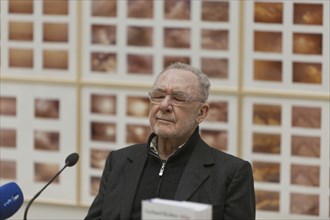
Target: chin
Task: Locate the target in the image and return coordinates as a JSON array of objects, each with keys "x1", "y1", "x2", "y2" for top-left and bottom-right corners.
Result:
[{"x1": 153, "y1": 127, "x2": 175, "y2": 138}]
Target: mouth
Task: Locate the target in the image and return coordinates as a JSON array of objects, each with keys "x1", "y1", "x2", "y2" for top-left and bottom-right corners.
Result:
[{"x1": 156, "y1": 116, "x2": 174, "y2": 123}]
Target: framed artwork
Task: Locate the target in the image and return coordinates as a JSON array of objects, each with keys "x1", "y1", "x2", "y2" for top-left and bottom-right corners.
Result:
[
  {"x1": 243, "y1": 0, "x2": 329, "y2": 93},
  {"x1": 81, "y1": 0, "x2": 240, "y2": 88},
  {"x1": 1, "y1": 0, "x2": 77, "y2": 79},
  {"x1": 0, "y1": 82, "x2": 77, "y2": 203},
  {"x1": 243, "y1": 96, "x2": 329, "y2": 218}
]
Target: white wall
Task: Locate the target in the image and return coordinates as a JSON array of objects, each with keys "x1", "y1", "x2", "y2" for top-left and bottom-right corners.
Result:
[{"x1": 10, "y1": 202, "x2": 88, "y2": 220}]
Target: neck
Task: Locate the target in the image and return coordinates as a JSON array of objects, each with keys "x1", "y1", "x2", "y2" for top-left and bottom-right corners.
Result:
[
  {"x1": 156, "y1": 128, "x2": 196, "y2": 160},
  {"x1": 155, "y1": 128, "x2": 196, "y2": 160},
  {"x1": 156, "y1": 138, "x2": 183, "y2": 160}
]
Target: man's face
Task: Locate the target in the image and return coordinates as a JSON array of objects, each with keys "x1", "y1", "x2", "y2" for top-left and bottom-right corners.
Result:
[{"x1": 148, "y1": 69, "x2": 207, "y2": 141}]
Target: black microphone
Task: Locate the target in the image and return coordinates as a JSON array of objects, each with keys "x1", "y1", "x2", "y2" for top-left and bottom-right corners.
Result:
[{"x1": 23, "y1": 153, "x2": 79, "y2": 220}]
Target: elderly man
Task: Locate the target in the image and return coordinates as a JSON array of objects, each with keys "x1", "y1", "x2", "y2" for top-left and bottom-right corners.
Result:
[{"x1": 85, "y1": 62, "x2": 255, "y2": 220}]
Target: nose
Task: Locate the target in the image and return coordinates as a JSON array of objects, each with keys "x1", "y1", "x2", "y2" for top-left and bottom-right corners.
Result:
[{"x1": 159, "y1": 95, "x2": 173, "y2": 110}]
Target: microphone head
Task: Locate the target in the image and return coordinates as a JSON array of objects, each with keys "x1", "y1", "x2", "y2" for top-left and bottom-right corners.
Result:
[
  {"x1": 65, "y1": 153, "x2": 79, "y2": 167},
  {"x1": 0, "y1": 182, "x2": 24, "y2": 220}
]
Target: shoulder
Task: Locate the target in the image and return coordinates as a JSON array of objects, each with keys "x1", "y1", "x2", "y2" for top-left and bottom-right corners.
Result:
[
  {"x1": 198, "y1": 139, "x2": 251, "y2": 171},
  {"x1": 203, "y1": 145, "x2": 253, "y2": 183},
  {"x1": 109, "y1": 143, "x2": 147, "y2": 160},
  {"x1": 113, "y1": 143, "x2": 147, "y2": 154},
  {"x1": 212, "y1": 147, "x2": 247, "y2": 164}
]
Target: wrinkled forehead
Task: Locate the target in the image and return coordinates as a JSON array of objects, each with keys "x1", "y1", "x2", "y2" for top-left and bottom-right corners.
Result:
[{"x1": 153, "y1": 69, "x2": 200, "y2": 92}]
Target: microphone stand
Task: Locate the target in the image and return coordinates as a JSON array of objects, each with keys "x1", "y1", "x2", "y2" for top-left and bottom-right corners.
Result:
[{"x1": 23, "y1": 163, "x2": 69, "y2": 220}]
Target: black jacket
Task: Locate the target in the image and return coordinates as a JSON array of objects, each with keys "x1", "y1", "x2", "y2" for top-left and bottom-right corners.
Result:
[{"x1": 85, "y1": 132, "x2": 255, "y2": 220}]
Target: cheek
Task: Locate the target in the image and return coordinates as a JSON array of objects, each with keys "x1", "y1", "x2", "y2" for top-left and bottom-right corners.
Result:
[
  {"x1": 183, "y1": 107, "x2": 199, "y2": 118},
  {"x1": 178, "y1": 110, "x2": 198, "y2": 125},
  {"x1": 148, "y1": 106, "x2": 157, "y2": 121}
]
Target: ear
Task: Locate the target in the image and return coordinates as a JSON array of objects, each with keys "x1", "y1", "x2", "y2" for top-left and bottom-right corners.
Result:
[{"x1": 195, "y1": 103, "x2": 210, "y2": 124}]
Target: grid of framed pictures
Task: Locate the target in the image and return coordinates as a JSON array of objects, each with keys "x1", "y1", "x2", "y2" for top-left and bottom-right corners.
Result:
[
  {"x1": 0, "y1": 0, "x2": 329, "y2": 219},
  {"x1": 243, "y1": 97, "x2": 329, "y2": 218},
  {"x1": 0, "y1": 0, "x2": 77, "y2": 79},
  {"x1": 0, "y1": 82, "x2": 77, "y2": 203},
  {"x1": 81, "y1": 0, "x2": 240, "y2": 88},
  {"x1": 243, "y1": 0, "x2": 329, "y2": 93},
  {"x1": 243, "y1": 0, "x2": 329, "y2": 218}
]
